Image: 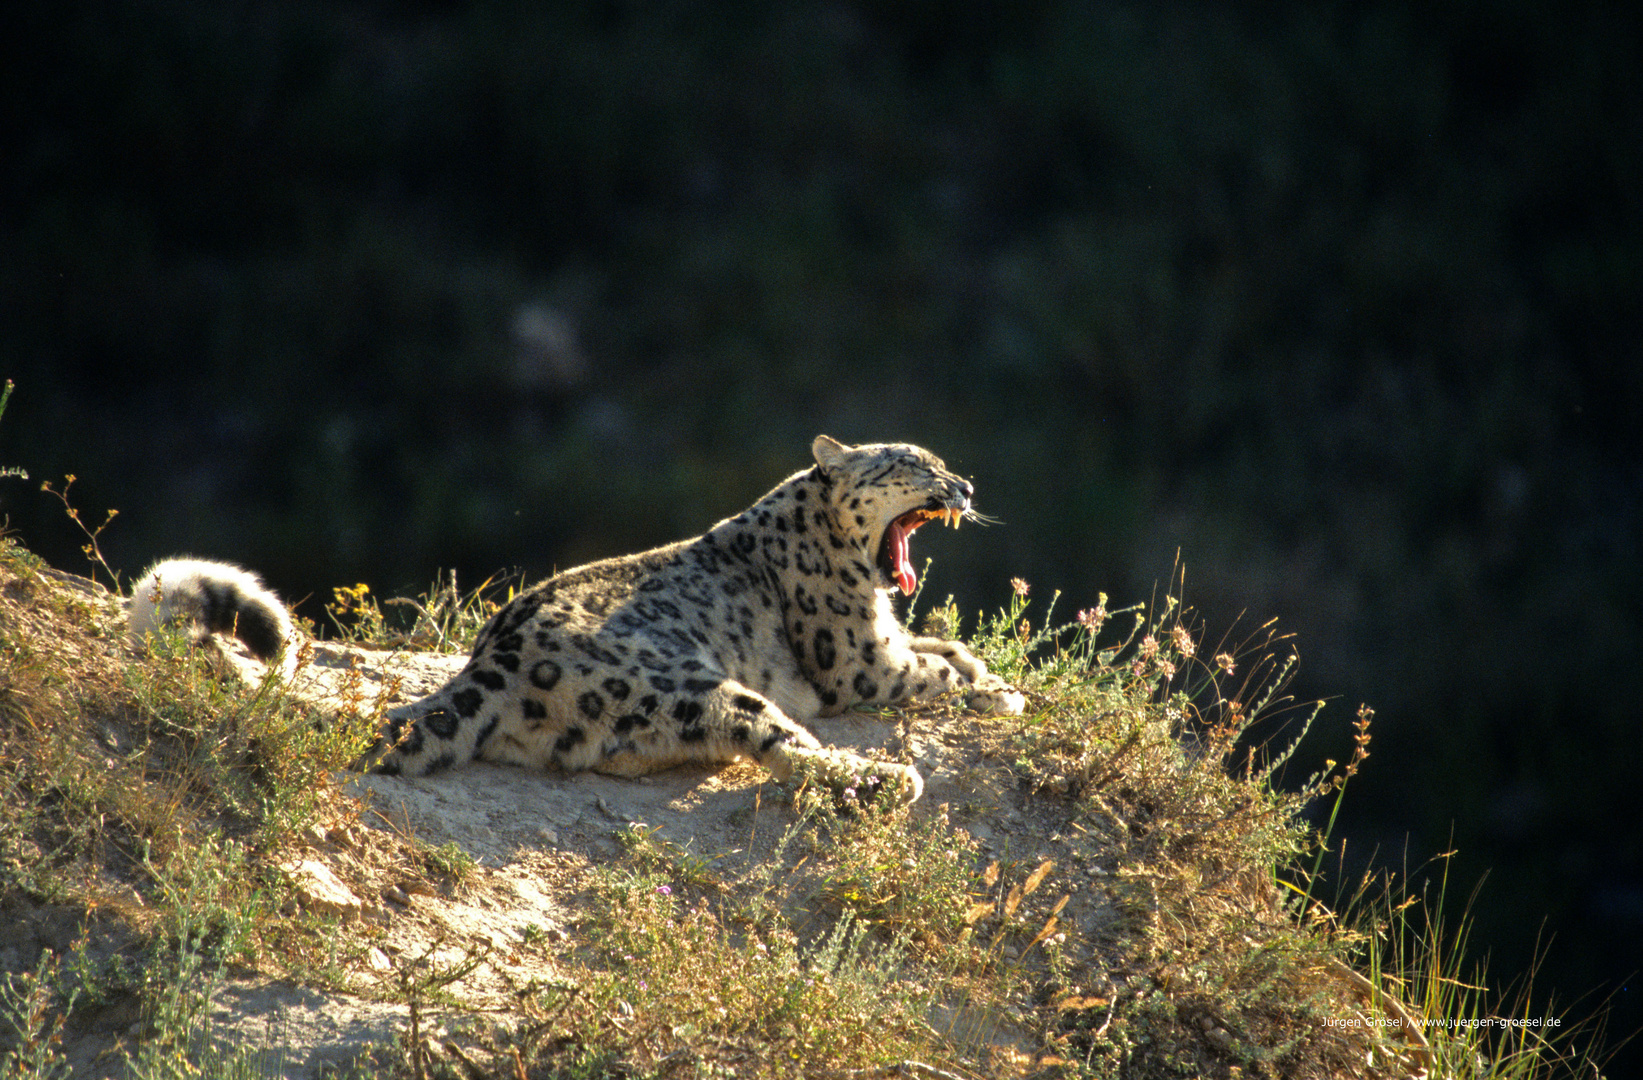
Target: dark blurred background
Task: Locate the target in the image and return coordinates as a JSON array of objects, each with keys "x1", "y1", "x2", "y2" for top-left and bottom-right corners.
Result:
[{"x1": 3, "y1": 0, "x2": 1638, "y2": 1067}]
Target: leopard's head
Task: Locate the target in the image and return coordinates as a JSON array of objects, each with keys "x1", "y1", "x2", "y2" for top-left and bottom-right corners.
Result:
[{"x1": 810, "y1": 434, "x2": 980, "y2": 596}]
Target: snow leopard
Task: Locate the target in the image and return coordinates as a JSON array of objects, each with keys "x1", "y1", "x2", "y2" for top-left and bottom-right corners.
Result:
[{"x1": 133, "y1": 436, "x2": 1026, "y2": 801}]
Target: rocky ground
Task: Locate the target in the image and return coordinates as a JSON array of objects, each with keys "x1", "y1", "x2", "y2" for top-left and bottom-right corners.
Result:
[
  {"x1": 48, "y1": 636, "x2": 1120, "y2": 1078},
  {"x1": 3, "y1": 563, "x2": 1439, "y2": 1080}
]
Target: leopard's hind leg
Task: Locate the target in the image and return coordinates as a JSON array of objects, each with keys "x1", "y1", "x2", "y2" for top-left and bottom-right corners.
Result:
[{"x1": 597, "y1": 680, "x2": 924, "y2": 803}]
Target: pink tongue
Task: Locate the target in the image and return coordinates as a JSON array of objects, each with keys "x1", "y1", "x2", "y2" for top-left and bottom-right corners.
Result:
[{"x1": 890, "y1": 516, "x2": 920, "y2": 595}]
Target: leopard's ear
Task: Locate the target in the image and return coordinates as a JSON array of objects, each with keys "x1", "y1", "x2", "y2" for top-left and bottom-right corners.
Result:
[{"x1": 811, "y1": 434, "x2": 849, "y2": 472}]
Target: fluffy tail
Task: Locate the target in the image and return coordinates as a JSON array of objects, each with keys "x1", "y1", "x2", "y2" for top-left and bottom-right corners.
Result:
[{"x1": 129, "y1": 558, "x2": 295, "y2": 668}]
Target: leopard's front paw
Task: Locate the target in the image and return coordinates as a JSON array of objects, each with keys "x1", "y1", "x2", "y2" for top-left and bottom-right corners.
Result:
[
  {"x1": 968, "y1": 677, "x2": 1026, "y2": 717},
  {"x1": 852, "y1": 761, "x2": 925, "y2": 805},
  {"x1": 790, "y1": 748, "x2": 924, "y2": 804}
]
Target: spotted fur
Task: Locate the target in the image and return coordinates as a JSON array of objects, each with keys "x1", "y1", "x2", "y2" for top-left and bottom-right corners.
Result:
[
  {"x1": 129, "y1": 557, "x2": 297, "y2": 677},
  {"x1": 370, "y1": 436, "x2": 1025, "y2": 800}
]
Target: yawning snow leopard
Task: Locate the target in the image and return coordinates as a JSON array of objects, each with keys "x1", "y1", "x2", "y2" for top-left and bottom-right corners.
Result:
[{"x1": 133, "y1": 436, "x2": 1025, "y2": 801}]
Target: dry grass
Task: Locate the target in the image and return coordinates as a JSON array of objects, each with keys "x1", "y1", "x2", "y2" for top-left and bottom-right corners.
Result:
[{"x1": 0, "y1": 537, "x2": 1613, "y2": 1079}]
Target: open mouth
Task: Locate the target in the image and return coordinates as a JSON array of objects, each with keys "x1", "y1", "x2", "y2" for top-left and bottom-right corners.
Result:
[{"x1": 879, "y1": 505, "x2": 963, "y2": 595}]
